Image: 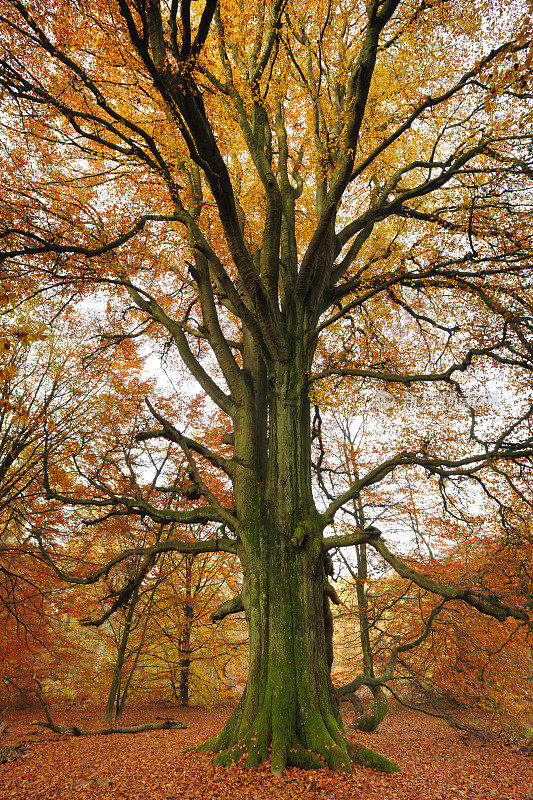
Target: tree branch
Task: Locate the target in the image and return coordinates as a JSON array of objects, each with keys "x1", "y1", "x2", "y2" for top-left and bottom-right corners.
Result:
[
  {"x1": 322, "y1": 526, "x2": 381, "y2": 551},
  {"x1": 33, "y1": 679, "x2": 187, "y2": 735},
  {"x1": 370, "y1": 535, "x2": 532, "y2": 624},
  {"x1": 136, "y1": 424, "x2": 234, "y2": 478},
  {"x1": 210, "y1": 593, "x2": 244, "y2": 622},
  {"x1": 123, "y1": 281, "x2": 234, "y2": 417},
  {"x1": 31, "y1": 529, "x2": 237, "y2": 594}
]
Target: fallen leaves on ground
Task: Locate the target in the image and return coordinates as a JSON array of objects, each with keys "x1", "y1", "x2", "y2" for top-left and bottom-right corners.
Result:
[{"x1": 1, "y1": 704, "x2": 531, "y2": 800}]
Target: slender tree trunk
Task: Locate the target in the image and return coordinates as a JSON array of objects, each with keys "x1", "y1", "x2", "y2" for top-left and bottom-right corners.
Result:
[
  {"x1": 351, "y1": 544, "x2": 389, "y2": 732},
  {"x1": 103, "y1": 588, "x2": 138, "y2": 723},
  {"x1": 200, "y1": 356, "x2": 397, "y2": 774},
  {"x1": 354, "y1": 685, "x2": 389, "y2": 732},
  {"x1": 178, "y1": 555, "x2": 193, "y2": 707},
  {"x1": 116, "y1": 603, "x2": 151, "y2": 722}
]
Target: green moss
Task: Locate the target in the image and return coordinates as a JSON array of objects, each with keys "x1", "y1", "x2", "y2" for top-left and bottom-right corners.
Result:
[
  {"x1": 323, "y1": 743, "x2": 353, "y2": 774},
  {"x1": 291, "y1": 524, "x2": 307, "y2": 546},
  {"x1": 212, "y1": 746, "x2": 244, "y2": 767},
  {"x1": 286, "y1": 740, "x2": 325, "y2": 769},
  {"x1": 348, "y1": 741, "x2": 399, "y2": 773},
  {"x1": 196, "y1": 739, "x2": 216, "y2": 754},
  {"x1": 269, "y1": 677, "x2": 296, "y2": 774}
]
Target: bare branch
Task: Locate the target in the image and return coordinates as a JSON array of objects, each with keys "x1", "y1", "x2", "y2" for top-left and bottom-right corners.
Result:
[
  {"x1": 210, "y1": 593, "x2": 244, "y2": 622},
  {"x1": 370, "y1": 535, "x2": 532, "y2": 624}
]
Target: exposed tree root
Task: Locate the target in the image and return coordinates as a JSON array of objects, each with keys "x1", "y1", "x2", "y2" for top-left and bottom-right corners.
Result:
[
  {"x1": 198, "y1": 701, "x2": 399, "y2": 775},
  {"x1": 201, "y1": 729, "x2": 398, "y2": 775},
  {"x1": 347, "y1": 741, "x2": 398, "y2": 772},
  {"x1": 286, "y1": 739, "x2": 325, "y2": 770}
]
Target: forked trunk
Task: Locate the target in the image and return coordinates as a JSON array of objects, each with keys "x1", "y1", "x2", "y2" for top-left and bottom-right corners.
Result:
[{"x1": 200, "y1": 363, "x2": 397, "y2": 774}]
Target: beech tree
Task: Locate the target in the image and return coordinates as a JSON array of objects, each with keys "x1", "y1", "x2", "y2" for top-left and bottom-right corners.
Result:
[
  {"x1": 318, "y1": 389, "x2": 533, "y2": 730},
  {"x1": 0, "y1": 335, "x2": 95, "y2": 702},
  {"x1": 1, "y1": 0, "x2": 533, "y2": 775}
]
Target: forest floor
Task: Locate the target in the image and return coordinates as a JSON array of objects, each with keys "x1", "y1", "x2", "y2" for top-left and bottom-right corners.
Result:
[{"x1": 0, "y1": 701, "x2": 531, "y2": 800}]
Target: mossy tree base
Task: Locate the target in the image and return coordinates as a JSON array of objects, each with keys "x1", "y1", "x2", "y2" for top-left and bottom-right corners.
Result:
[{"x1": 197, "y1": 689, "x2": 398, "y2": 775}]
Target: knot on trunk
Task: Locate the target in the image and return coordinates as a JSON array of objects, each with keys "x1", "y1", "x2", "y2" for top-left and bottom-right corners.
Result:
[
  {"x1": 291, "y1": 519, "x2": 316, "y2": 547},
  {"x1": 291, "y1": 524, "x2": 307, "y2": 546},
  {"x1": 181, "y1": 479, "x2": 202, "y2": 501}
]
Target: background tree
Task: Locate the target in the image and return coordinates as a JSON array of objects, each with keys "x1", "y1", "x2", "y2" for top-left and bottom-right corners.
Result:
[
  {"x1": 0, "y1": 334, "x2": 92, "y2": 704},
  {"x1": 101, "y1": 546, "x2": 245, "y2": 720},
  {"x1": 329, "y1": 401, "x2": 533, "y2": 731},
  {"x1": 377, "y1": 512, "x2": 533, "y2": 724},
  {"x1": 0, "y1": 311, "x2": 158, "y2": 705},
  {"x1": 142, "y1": 549, "x2": 246, "y2": 709},
  {"x1": 1, "y1": 0, "x2": 533, "y2": 776}
]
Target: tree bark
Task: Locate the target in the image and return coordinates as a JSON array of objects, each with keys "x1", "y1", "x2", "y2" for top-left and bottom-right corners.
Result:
[
  {"x1": 350, "y1": 686, "x2": 389, "y2": 733},
  {"x1": 199, "y1": 359, "x2": 397, "y2": 774},
  {"x1": 104, "y1": 587, "x2": 138, "y2": 723},
  {"x1": 178, "y1": 555, "x2": 194, "y2": 707}
]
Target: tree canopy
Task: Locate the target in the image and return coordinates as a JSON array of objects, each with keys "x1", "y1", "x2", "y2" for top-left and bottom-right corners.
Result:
[{"x1": 0, "y1": 0, "x2": 532, "y2": 776}]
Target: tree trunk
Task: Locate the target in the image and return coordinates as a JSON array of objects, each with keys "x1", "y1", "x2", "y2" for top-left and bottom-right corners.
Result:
[
  {"x1": 200, "y1": 361, "x2": 397, "y2": 774},
  {"x1": 178, "y1": 555, "x2": 193, "y2": 707},
  {"x1": 352, "y1": 545, "x2": 389, "y2": 732},
  {"x1": 350, "y1": 686, "x2": 389, "y2": 732},
  {"x1": 116, "y1": 605, "x2": 150, "y2": 722},
  {"x1": 104, "y1": 588, "x2": 138, "y2": 723}
]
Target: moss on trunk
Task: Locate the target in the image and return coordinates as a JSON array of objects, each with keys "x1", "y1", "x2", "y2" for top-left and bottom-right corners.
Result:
[
  {"x1": 199, "y1": 360, "x2": 398, "y2": 775},
  {"x1": 199, "y1": 511, "x2": 397, "y2": 775},
  {"x1": 350, "y1": 687, "x2": 389, "y2": 732}
]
